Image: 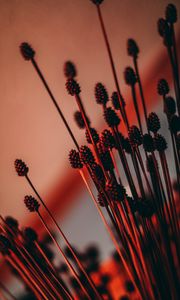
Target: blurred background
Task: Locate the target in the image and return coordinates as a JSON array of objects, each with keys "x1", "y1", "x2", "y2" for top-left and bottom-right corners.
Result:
[{"x1": 0, "y1": 0, "x2": 180, "y2": 281}]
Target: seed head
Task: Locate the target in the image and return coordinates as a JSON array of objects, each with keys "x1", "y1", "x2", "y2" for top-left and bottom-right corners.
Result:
[
  {"x1": 85, "y1": 127, "x2": 99, "y2": 144},
  {"x1": 111, "y1": 91, "x2": 120, "y2": 110},
  {"x1": 106, "y1": 180, "x2": 126, "y2": 202},
  {"x1": 23, "y1": 227, "x2": 38, "y2": 243},
  {"x1": 104, "y1": 107, "x2": 120, "y2": 127},
  {"x1": 124, "y1": 67, "x2": 137, "y2": 86},
  {"x1": 169, "y1": 115, "x2": 180, "y2": 133},
  {"x1": 125, "y1": 280, "x2": 135, "y2": 293},
  {"x1": 20, "y1": 42, "x2": 35, "y2": 60},
  {"x1": 157, "y1": 18, "x2": 169, "y2": 37},
  {"x1": 165, "y1": 4, "x2": 177, "y2": 24},
  {"x1": 157, "y1": 19, "x2": 173, "y2": 47},
  {"x1": 95, "y1": 83, "x2": 109, "y2": 105},
  {"x1": 5, "y1": 216, "x2": 19, "y2": 233},
  {"x1": 69, "y1": 149, "x2": 83, "y2": 169},
  {"x1": 90, "y1": 0, "x2": 104, "y2": 5},
  {"x1": 154, "y1": 134, "x2": 167, "y2": 152},
  {"x1": 142, "y1": 134, "x2": 155, "y2": 152},
  {"x1": 147, "y1": 112, "x2": 161, "y2": 133},
  {"x1": 79, "y1": 145, "x2": 95, "y2": 165},
  {"x1": 64, "y1": 61, "x2": 77, "y2": 78},
  {"x1": 127, "y1": 38, "x2": 139, "y2": 59},
  {"x1": 136, "y1": 199, "x2": 154, "y2": 218},
  {"x1": 128, "y1": 126, "x2": 142, "y2": 146},
  {"x1": 100, "y1": 129, "x2": 116, "y2": 150},
  {"x1": 14, "y1": 159, "x2": 29, "y2": 176},
  {"x1": 97, "y1": 192, "x2": 107, "y2": 207},
  {"x1": 24, "y1": 195, "x2": 40, "y2": 212},
  {"x1": 98, "y1": 146, "x2": 114, "y2": 171},
  {"x1": 74, "y1": 111, "x2": 90, "y2": 129},
  {"x1": 66, "y1": 78, "x2": 81, "y2": 95},
  {"x1": 90, "y1": 163, "x2": 105, "y2": 186},
  {"x1": 157, "y1": 79, "x2": 169, "y2": 96},
  {"x1": 164, "y1": 96, "x2": 176, "y2": 115}
]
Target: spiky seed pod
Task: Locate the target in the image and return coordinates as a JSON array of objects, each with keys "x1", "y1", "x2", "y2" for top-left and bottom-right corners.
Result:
[
  {"x1": 58, "y1": 263, "x2": 69, "y2": 274},
  {"x1": 101, "y1": 274, "x2": 111, "y2": 285},
  {"x1": 85, "y1": 128, "x2": 99, "y2": 144},
  {"x1": 90, "y1": 163, "x2": 105, "y2": 186},
  {"x1": 111, "y1": 91, "x2": 120, "y2": 110},
  {"x1": 127, "y1": 38, "x2": 139, "y2": 59},
  {"x1": 104, "y1": 107, "x2": 120, "y2": 128},
  {"x1": 111, "y1": 91, "x2": 125, "y2": 109},
  {"x1": 98, "y1": 147, "x2": 114, "y2": 171},
  {"x1": 23, "y1": 227, "x2": 38, "y2": 243},
  {"x1": 157, "y1": 18, "x2": 173, "y2": 47},
  {"x1": 66, "y1": 78, "x2": 81, "y2": 95},
  {"x1": 97, "y1": 192, "x2": 107, "y2": 207},
  {"x1": 128, "y1": 126, "x2": 142, "y2": 146},
  {"x1": 157, "y1": 18, "x2": 169, "y2": 37},
  {"x1": 100, "y1": 129, "x2": 116, "y2": 150},
  {"x1": 136, "y1": 199, "x2": 154, "y2": 218},
  {"x1": 79, "y1": 145, "x2": 95, "y2": 165},
  {"x1": 169, "y1": 115, "x2": 180, "y2": 133},
  {"x1": 124, "y1": 67, "x2": 137, "y2": 86},
  {"x1": 69, "y1": 149, "x2": 83, "y2": 169},
  {"x1": 125, "y1": 280, "x2": 135, "y2": 293},
  {"x1": 86, "y1": 245, "x2": 100, "y2": 261},
  {"x1": 24, "y1": 195, "x2": 40, "y2": 212},
  {"x1": 0, "y1": 235, "x2": 11, "y2": 255},
  {"x1": 157, "y1": 79, "x2": 169, "y2": 96},
  {"x1": 20, "y1": 42, "x2": 35, "y2": 60},
  {"x1": 5, "y1": 217, "x2": 19, "y2": 233},
  {"x1": 95, "y1": 83, "x2": 109, "y2": 105},
  {"x1": 154, "y1": 134, "x2": 167, "y2": 152},
  {"x1": 142, "y1": 134, "x2": 155, "y2": 152},
  {"x1": 106, "y1": 180, "x2": 126, "y2": 202},
  {"x1": 90, "y1": 0, "x2": 104, "y2": 5},
  {"x1": 165, "y1": 4, "x2": 177, "y2": 24},
  {"x1": 64, "y1": 61, "x2": 77, "y2": 78},
  {"x1": 147, "y1": 112, "x2": 161, "y2": 133},
  {"x1": 14, "y1": 159, "x2": 29, "y2": 176},
  {"x1": 74, "y1": 111, "x2": 90, "y2": 129},
  {"x1": 164, "y1": 96, "x2": 176, "y2": 115}
]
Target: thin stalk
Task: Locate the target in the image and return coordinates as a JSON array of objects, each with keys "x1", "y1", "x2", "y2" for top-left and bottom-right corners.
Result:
[
  {"x1": 133, "y1": 57, "x2": 149, "y2": 131},
  {"x1": 131, "y1": 84, "x2": 143, "y2": 134},
  {"x1": 35, "y1": 242, "x2": 73, "y2": 300},
  {"x1": 96, "y1": 5, "x2": 129, "y2": 129},
  {"x1": 31, "y1": 58, "x2": 79, "y2": 150},
  {"x1": 25, "y1": 175, "x2": 101, "y2": 300},
  {"x1": 37, "y1": 210, "x2": 91, "y2": 300},
  {"x1": 79, "y1": 169, "x2": 143, "y2": 300},
  {"x1": 7, "y1": 255, "x2": 47, "y2": 300}
]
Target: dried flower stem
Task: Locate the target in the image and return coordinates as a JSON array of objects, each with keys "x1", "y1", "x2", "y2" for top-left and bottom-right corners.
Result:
[
  {"x1": 37, "y1": 210, "x2": 92, "y2": 300},
  {"x1": 31, "y1": 58, "x2": 79, "y2": 150},
  {"x1": 96, "y1": 5, "x2": 129, "y2": 130}
]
